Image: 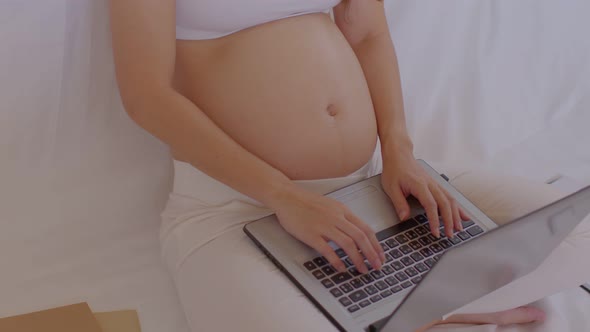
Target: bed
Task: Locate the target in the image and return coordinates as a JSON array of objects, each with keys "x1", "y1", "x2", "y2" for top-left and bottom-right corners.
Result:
[{"x1": 0, "y1": 1, "x2": 588, "y2": 331}]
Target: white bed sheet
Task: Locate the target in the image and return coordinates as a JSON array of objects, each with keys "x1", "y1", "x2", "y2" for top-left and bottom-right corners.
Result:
[
  {"x1": 0, "y1": 1, "x2": 588, "y2": 332},
  {"x1": 478, "y1": 107, "x2": 590, "y2": 190}
]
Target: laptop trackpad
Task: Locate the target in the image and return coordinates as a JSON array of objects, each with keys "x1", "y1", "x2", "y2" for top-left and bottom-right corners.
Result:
[{"x1": 334, "y1": 185, "x2": 400, "y2": 232}]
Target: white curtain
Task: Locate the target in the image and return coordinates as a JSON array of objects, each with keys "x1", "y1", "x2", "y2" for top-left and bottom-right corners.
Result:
[{"x1": 0, "y1": 0, "x2": 171, "y2": 192}]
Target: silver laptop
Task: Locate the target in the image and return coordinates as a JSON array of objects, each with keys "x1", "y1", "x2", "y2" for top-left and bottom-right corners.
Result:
[{"x1": 244, "y1": 160, "x2": 590, "y2": 332}]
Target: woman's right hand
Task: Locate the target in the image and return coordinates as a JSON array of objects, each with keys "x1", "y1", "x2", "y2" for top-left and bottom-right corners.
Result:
[{"x1": 269, "y1": 186, "x2": 386, "y2": 274}]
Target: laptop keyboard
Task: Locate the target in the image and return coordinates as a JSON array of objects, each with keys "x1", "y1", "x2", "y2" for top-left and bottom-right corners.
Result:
[{"x1": 302, "y1": 214, "x2": 485, "y2": 314}]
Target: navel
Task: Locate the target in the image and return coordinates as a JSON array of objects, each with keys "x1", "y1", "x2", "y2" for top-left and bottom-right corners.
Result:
[{"x1": 326, "y1": 104, "x2": 339, "y2": 117}]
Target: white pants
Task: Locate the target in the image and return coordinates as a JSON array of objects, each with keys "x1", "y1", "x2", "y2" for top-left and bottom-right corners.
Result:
[{"x1": 160, "y1": 159, "x2": 590, "y2": 332}]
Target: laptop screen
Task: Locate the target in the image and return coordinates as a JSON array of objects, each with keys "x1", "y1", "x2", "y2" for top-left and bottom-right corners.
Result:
[{"x1": 374, "y1": 185, "x2": 590, "y2": 332}]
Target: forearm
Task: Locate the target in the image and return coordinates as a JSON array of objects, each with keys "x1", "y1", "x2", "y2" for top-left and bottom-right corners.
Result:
[
  {"x1": 125, "y1": 87, "x2": 294, "y2": 207},
  {"x1": 352, "y1": 33, "x2": 413, "y2": 159}
]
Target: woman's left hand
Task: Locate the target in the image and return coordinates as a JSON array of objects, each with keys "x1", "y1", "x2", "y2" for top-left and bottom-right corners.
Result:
[
  {"x1": 380, "y1": 138, "x2": 470, "y2": 238},
  {"x1": 415, "y1": 306, "x2": 546, "y2": 332}
]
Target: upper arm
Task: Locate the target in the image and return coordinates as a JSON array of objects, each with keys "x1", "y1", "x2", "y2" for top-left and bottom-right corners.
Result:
[
  {"x1": 333, "y1": 0, "x2": 389, "y2": 48},
  {"x1": 109, "y1": 0, "x2": 176, "y2": 109}
]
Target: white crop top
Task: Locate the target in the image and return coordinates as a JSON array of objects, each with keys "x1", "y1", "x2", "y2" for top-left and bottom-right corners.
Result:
[{"x1": 176, "y1": 0, "x2": 342, "y2": 40}]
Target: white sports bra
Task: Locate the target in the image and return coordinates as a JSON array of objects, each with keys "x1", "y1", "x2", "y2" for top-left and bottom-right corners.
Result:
[{"x1": 176, "y1": 0, "x2": 342, "y2": 40}]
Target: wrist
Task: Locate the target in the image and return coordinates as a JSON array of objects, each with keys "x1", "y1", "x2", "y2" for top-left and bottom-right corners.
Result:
[
  {"x1": 380, "y1": 132, "x2": 414, "y2": 163},
  {"x1": 262, "y1": 177, "x2": 307, "y2": 211}
]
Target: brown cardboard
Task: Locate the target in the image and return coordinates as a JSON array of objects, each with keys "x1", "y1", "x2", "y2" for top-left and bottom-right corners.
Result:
[
  {"x1": 0, "y1": 302, "x2": 103, "y2": 332},
  {"x1": 94, "y1": 310, "x2": 141, "y2": 332}
]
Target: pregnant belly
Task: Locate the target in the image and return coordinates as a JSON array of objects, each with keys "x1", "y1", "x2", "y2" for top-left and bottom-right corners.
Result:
[{"x1": 174, "y1": 13, "x2": 378, "y2": 180}]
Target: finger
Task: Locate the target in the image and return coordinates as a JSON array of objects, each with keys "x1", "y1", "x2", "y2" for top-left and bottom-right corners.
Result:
[
  {"x1": 492, "y1": 306, "x2": 546, "y2": 325},
  {"x1": 445, "y1": 191, "x2": 462, "y2": 232},
  {"x1": 325, "y1": 228, "x2": 368, "y2": 274},
  {"x1": 412, "y1": 183, "x2": 440, "y2": 237},
  {"x1": 313, "y1": 239, "x2": 347, "y2": 272},
  {"x1": 341, "y1": 213, "x2": 383, "y2": 269},
  {"x1": 429, "y1": 184, "x2": 454, "y2": 238},
  {"x1": 444, "y1": 306, "x2": 546, "y2": 326},
  {"x1": 346, "y1": 211, "x2": 385, "y2": 264},
  {"x1": 387, "y1": 186, "x2": 411, "y2": 221}
]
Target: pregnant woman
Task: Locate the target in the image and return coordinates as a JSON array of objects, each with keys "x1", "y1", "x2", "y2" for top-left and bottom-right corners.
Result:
[{"x1": 109, "y1": 0, "x2": 590, "y2": 331}]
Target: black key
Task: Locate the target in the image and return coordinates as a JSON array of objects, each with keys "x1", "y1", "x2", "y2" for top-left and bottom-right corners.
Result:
[
  {"x1": 449, "y1": 236, "x2": 462, "y2": 245},
  {"x1": 467, "y1": 225, "x2": 484, "y2": 237},
  {"x1": 370, "y1": 270, "x2": 385, "y2": 280},
  {"x1": 349, "y1": 289, "x2": 369, "y2": 302},
  {"x1": 384, "y1": 253, "x2": 393, "y2": 263},
  {"x1": 339, "y1": 297, "x2": 352, "y2": 307},
  {"x1": 359, "y1": 300, "x2": 371, "y2": 308},
  {"x1": 312, "y1": 270, "x2": 326, "y2": 279},
  {"x1": 364, "y1": 261, "x2": 374, "y2": 271},
  {"x1": 415, "y1": 262, "x2": 429, "y2": 273},
  {"x1": 395, "y1": 271, "x2": 409, "y2": 282},
  {"x1": 380, "y1": 289, "x2": 393, "y2": 298},
  {"x1": 392, "y1": 285, "x2": 403, "y2": 293},
  {"x1": 415, "y1": 226, "x2": 429, "y2": 236},
  {"x1": 375, "y1": 219, "x2": 419, "y2": 241},
  {"x1": 462, "y1": 220, "x2": 475, "y2": 228},
  {"x1": 406, "y1": 230, "x2": 419, "y2": 240},
  {"x1": 348, "y1": 305, "x2": 360, "y2": 313},
  {"x1": 401, "y1": 281, "x2": 413, "y2": 288},
  {"x1": 322, "y1": 266, "x2": 336, "y2": 276},
  {"x1": 427, "y1": 234, "x2": 438, "y2": 242},
  {"x1": 340, "y1": 283, "x2": 354, "y2": 293},
  {"x1": 411, "y1": 276, "x2": 423, "y2": 284},
  {"x1": 364, "y1": 285, "x2": 378, "y2": 295},
  {"x1": 322, "y1": 279, "x2": 335, "y2": 288},
  {"x1": 330, "y1": 288, "x2": 343, "y2": 297},
  {"x1": 331, "y1": 272, "x2": 352, "y2": 284},
  {"x1": 405, "y1": 267, "x2": 418, "y2": 277},
  {"x1": 410, "y1": 252, "x2": 425, "y2": 262},
  {"x1": 415, "y1": 214, "x2": 428, "y2": 224},
  {"x1": 370, "y1": 294, "x2": 382, "y2": 303},
  {"x1": 375, "y1": 280, "x2": 388, "y2": 291},
  {"x1": 385, "y1": 276, "x2": 399, "y2": 286},
  {"x1": 345, "y1": 257, "x2": 354, "y2": 267},
  {"x1": 350, "y1": 279, "x2": 364, "y2": 289},
  {"x1": 385, "y1": 238, "x2": 399, "y2": 249},
  {"x1": 425, "y1": 258, "x2": 436, "y2": 268},
  {"x1": 431, "y1": 243, "x2": 443, "y2": 253},
  {"x1": 418, "y1": 236, "x2": 432, "y2": 246},
  {"x1": 391, "y1": 261, "x2": 404, "y2": 271},
  {"x1": 382, "y1": 265, "x2": 395, "y2": 275},
  {"x1": 395, "y1": 234, "x2": 409, "y2": 244},
  {"x1": 419, "y1": 248, "x2": 434, "y2": 257},
  {"x1": 401, "y1": 257, "x2": 414, "y2": 267},
  {"x1": 458, "y1": 231, "x2": 471, "y2": 241},
  {"x1": 409, "y1": 241, "x2": 422, "y2": 250},
  {"x1": 400, "y1": 245, "x2": 412, "y2": 255},
  {"x1": 360, "y1": 274, "x2": 374, "y2": 284},
  {"x1": 349, "y1": 267, "x2": 361, "y2": 277},
  {"x1": 434, "y1": 254, "x2": 442, "y2": 261},
  {"x1": 380, "y1": 243, "x2": 388, "y2": 252},
  {"x1": 313, "y1": 257, "x2": 328, "y2": 267},
  {"x1": 303, "y1": 261, "x2": 316, "y2": 271},
  {"x1": 335, "y1": 248, "x2": 347, "y2": 258},
  {"x1": 390, "y1": 249, "x2": 403, "y2": 259},
  {"x1": 439, "y1": 239, "x2": 452, "y2": 249}
]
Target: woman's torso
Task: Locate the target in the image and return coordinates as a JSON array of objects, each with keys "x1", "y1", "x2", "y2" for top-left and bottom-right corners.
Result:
[{"x1": 173, "y1": 7, "x2": 378, "y2": 180}]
